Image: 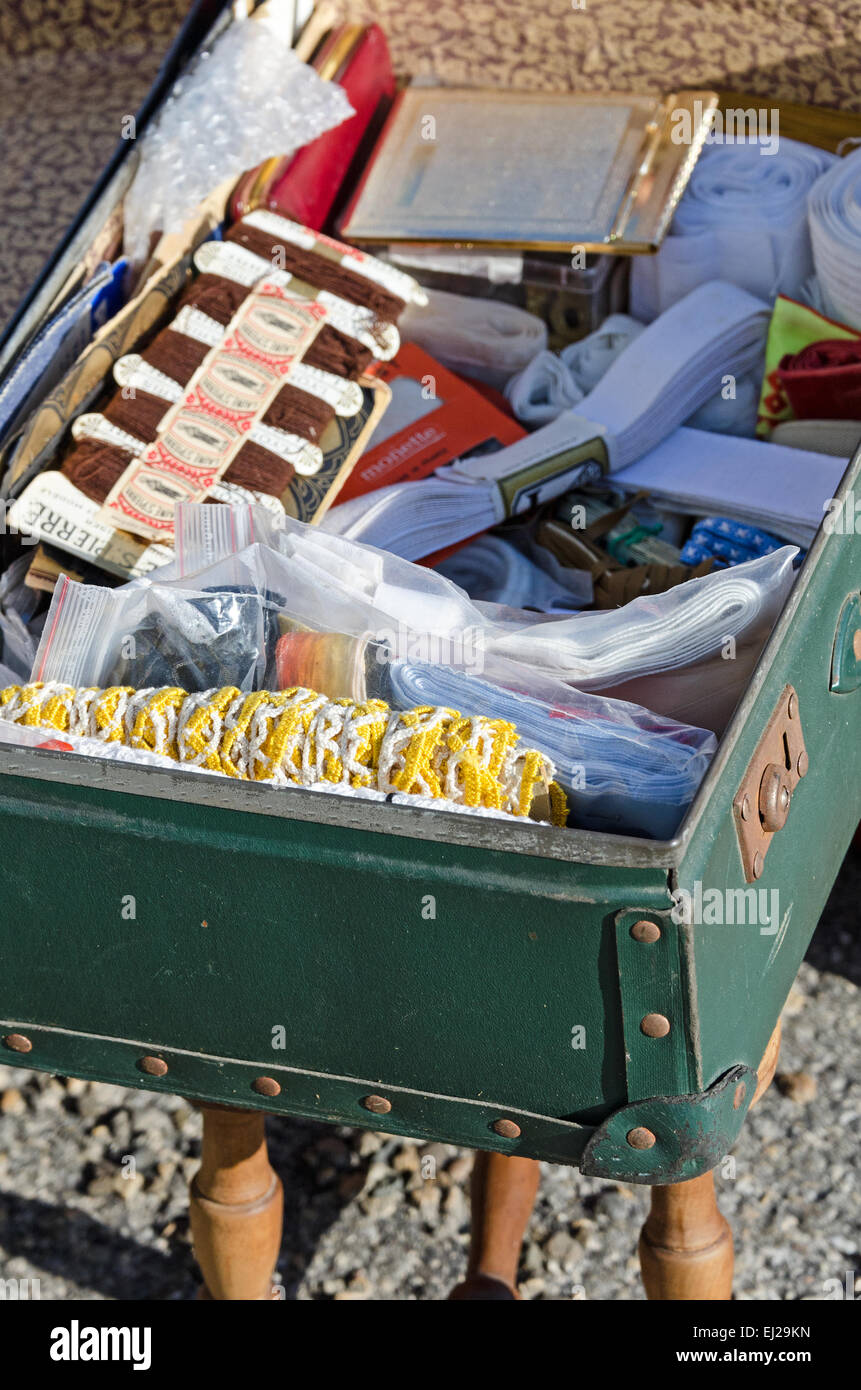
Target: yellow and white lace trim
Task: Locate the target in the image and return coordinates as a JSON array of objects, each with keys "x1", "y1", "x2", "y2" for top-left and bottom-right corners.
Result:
[{"x1": 0, "y1": 682, "x2": 567, "y2": 824}]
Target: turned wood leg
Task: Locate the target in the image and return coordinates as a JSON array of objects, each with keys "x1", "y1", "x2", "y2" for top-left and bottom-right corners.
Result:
[
  {"x1": 638, "y1": 1170, "x2": 733, "y2": 1300},
  {"x1": 449, "y1": 1153, "x2": 540, "y2": 1299},
  {"x1": 189, "y1": 1104, "x2": 283, "y2": 1301},
  {"x1": 638, "y1": 1019, "x2": 782, "y2": 1301}
]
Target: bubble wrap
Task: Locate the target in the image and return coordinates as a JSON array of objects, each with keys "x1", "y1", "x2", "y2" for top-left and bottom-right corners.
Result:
[{"x1": 123, "y1": 11, "x2": 354, "y2": 265}]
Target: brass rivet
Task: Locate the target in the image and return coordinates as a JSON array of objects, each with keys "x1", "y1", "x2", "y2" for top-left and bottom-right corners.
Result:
[
  {"x1": 252, "y1": 1077, "x2": 281, "y2": 1097},
  {"x1": 796, "y1": 750, "x2": 809, "y2": 778},
  {"x1": 630, "y1": 919, "x2": 661, "y2": 944},
  {"x1": 360, "y1": 1095, "x2": 391, "y2": 1115},
  {"x1": 787, "y1": 692, "x2": 797, "y2": 720},
  {"x1": 759, "y1": 763, "x2": 792, "y2": 833},
  {"x1": 3, "y1": 1033, "x2": 32, "y2": 1054},
  {"x1": 641, "y1": 1013, "x2": 670, "y2": 1038},
  {"x1": 627, "y1": 1126, "x2": 656, "y2": 1150},
  {"x1": 138, "y1": 1056, "x2": 168, "y2": 1077},
  {"x1": 740, "y1": 793, "x2": 751, "y2": 822},
  {"x1": 733, "y1": 1082, "x2": 747, "y2": 1110},
  {"x1": 853, "y1": 628, "x2": 861, "y2": 662},
  {"x1": 492, "y1": 1118, "x2": 521, "y2": 1139},
  {"x1": 752, "y1": 851, "x2": 764, "y2": 880}
]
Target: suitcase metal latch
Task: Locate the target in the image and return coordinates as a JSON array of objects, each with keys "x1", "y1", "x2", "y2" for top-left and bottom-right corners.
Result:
[{"x1": 732, "y1": 684, "x2": 808, "y2": 883}]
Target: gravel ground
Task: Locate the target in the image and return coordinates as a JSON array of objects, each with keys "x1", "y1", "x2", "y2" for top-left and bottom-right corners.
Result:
[{"x1": 0, "y1": 851, "x2": 857, "y2": 1302}]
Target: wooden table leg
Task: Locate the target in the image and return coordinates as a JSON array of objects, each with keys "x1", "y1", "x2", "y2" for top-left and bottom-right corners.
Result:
[
  {"x1": 449, "y1": 1153, "x2": 540, "y2": 1299},
  {"x1": 638, "y1": 1019, "x2": 782, "y2": 1301},
  {"x1": 189, "y1": 1104, "x2": 283, "y2": 1301}
]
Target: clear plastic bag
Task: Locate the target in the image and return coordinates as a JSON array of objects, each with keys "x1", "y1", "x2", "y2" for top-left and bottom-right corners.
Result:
[
  {"x1": 49, "y1": 502, "x2": 797, "y2": 835},
  {"x1": 31, "y1": 572, "x2": 281, "y2": 693},
  {"x1": 168, "y1": 502, "x2": 798, "y2": 692},
  {"x1": 171, "y1": 503, "x2": 488, "y2": 654},
  {"x1": 123, "y1": 7, "x2": 354, "y2": 265},
  {"x1": 481, "y1": 546, "x2": 799, "y2": 711},
  {"x1": 35, "y1": 511, "x2": 485, "y2": 693},
  {"x1": 380, "y1": 652, "x2": 716, "y2": 839},
  {"x1": 153, "y1": 507, "x2": 720, "y2": 836}
]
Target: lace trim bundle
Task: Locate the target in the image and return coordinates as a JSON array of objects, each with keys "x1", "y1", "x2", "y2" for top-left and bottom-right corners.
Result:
[{"x1": 0, "y1": 682, "x2": 567, "y2": 824}]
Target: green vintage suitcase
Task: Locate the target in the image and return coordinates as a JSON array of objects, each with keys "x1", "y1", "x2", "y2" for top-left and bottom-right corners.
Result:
[
  {"x1": 0, "y1": 454, "x2": 857, "y2": 1181},
  {"x1": 0, "y1": 2, "x2": 859, "y2": 1302}
]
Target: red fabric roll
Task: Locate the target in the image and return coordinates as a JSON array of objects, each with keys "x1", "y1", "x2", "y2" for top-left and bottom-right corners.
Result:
[{"x1": 776, "y1": 338, "x2": 861, "y2": 420}]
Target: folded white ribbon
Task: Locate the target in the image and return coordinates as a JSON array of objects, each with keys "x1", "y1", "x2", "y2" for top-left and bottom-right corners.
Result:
[
  {"x1": 631, "y1": 138, "x2": 835, "y2": 320},
  {"x1": 574, "y1": 282, "x2": 768, "y2": 463},
  {"x1": 486, "y1": 547, "x2": 799, "y2": 689},
  {"x1": 613, "y1": 426, "x2": 849, "y2": 546},
  {"x1": 323, "y1": 282, "x2": 770, "y2": 557}
]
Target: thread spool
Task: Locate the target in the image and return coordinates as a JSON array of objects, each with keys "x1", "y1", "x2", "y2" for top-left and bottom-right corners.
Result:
[
  {"x1": 104, "y1": 389, "x2": 167, "y2": 439},
  {"x1": 180, "y1": 276, "x2": 374, "y2": 379},
  {"x1": 275, "y1": 630, "x2": 371, "y2": 704},
  {"x1": 225, "y1": 223, "x2": 405, "y2": 323},
  {"x1": 61, "y1": 440, "x2": 128, "y2": 504},
  {"x1": 142, "y1": 328, "x2": 208, "y2": 381},
  {"x1": 63, "y1": 432, "x2": 296, "y2": 504},
  {"x1": 126, "y1": 333, "x2": 335, "y2": 447}
]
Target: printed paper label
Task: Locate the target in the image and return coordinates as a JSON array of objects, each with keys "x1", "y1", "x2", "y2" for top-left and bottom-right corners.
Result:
[{"x1": 9, "y1": 473, "x2": 173, "y2": 579}]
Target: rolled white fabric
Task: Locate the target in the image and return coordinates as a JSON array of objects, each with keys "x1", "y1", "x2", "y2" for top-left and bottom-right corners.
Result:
[
  {"x1": 808, "y1": 147, "x2": 861, "y2": 330},
  {"x1": 505, "y1": 314, "x2": 644, "y2": 424},
  {"x1": 631, "y1": 138, "x2": 835, "y2": 321},
  {"x1": 504, "y1": 349, "x2": 586, "y2": 424},
  {"x1": 398, "y1": 287, "x2": 547, "y2": 389},
  {"x1": 560, "y1": 314, "x2": 646, "y2": 394},
  {"x1": 684, "y1": 371, "x2": 760, "y2": 437},
  {"x1": 771, "y1": 417, "x2": 861, "y2": 457}
]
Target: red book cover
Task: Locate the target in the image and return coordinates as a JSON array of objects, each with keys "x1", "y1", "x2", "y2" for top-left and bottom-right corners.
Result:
[{"x1": 268, "y1": 25, "x2": 395, "y2": 230}]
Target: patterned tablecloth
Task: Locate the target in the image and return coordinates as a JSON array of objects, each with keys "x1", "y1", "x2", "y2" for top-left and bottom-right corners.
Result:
[
  {"x1": 330, "y1": 0, "x2": 861, "y2": 110},
  {"x1": 0, "y1": 0, "x2": 193, "y2": 330}
]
